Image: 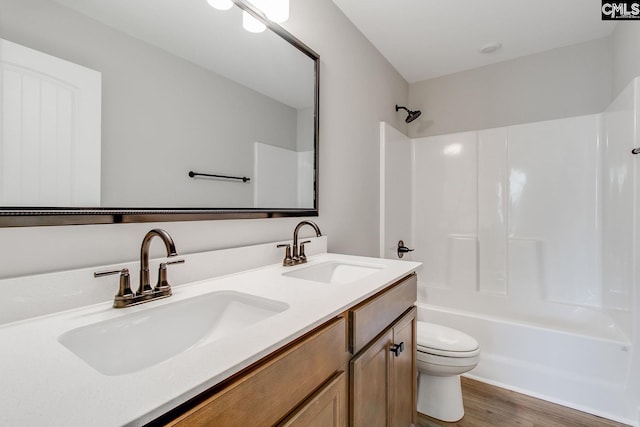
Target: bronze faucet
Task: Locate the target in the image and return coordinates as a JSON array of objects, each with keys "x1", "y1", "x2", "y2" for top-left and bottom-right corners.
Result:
[
  {"x1": 279, "y1": 220, "x2": 321, "y2": 266},
  {"x1": 139, "y1": 229, "x2": 178, "y2": 295},
  {"x1": 94, "y1": 228, "x2": 184, "y2": 308}
]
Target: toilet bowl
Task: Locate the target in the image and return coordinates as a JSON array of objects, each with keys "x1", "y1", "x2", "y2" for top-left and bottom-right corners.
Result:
[{"x1": 416, "y1": 321, "x2": 480, "y2": 422}]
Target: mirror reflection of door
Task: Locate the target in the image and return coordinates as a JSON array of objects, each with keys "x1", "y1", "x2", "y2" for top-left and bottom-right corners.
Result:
[
  {"x1": 253, "y1": 142, "x2": 313, "y2": 208},
  {"x1": 0, "y1": 38, "x2": 101, "y2": 207}
]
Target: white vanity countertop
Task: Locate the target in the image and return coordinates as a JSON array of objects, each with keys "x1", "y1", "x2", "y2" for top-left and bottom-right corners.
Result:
[{"x1": 0, "y1": 252, "x2": 420, "y2": 426}]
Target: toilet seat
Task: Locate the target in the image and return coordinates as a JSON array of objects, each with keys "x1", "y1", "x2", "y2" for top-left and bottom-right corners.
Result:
[
  {"x1": 417, "y1": 321, "x2": 479, "y2": 358},
  {"x1": 418, "y1": 346, "x2": 480, "y2": 358}
]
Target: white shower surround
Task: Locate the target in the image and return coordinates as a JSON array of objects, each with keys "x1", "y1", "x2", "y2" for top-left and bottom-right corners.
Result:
[{"x1": 380, "y1": 78, "x2": 640, "y2": 425}]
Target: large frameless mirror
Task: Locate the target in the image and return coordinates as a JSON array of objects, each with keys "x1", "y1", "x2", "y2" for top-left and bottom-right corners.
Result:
[{"x1": 0, "y1": 0, "x2": 319, "y2": 226}]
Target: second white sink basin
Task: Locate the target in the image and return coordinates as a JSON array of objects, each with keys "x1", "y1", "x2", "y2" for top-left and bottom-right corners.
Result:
[
  {"x1": 58, "y1": 291, "x2": 288, "y2": 376},
  {"x1": 283, "y1": 261, "x2": 384, "y2": 284}
]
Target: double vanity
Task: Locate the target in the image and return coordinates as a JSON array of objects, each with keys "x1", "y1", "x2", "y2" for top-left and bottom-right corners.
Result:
[
  {"x1": 1, "y1": 1, "x2": 421, "y2": 424},
  {"x1": 0, "y1": 232, "x2": 420, "y2": 426}
]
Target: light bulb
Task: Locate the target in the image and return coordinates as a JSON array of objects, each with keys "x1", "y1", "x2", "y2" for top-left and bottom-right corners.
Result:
[
  {"x1": 207, "y1": 0, "x2": 233, "y2": 11},
  {"x1": 242, "y1": 11, "x2": 266, "y2": 33},
  {"x1": 265, "y1": 0, "x2": 289, "y2": 23},
  {"x1": 249, "y1": 0, "x2": 289, "y2": 23}
]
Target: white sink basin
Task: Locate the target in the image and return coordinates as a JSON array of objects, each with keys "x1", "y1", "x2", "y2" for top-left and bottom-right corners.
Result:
[
  {"x1": 283, "y1": 261, "x2": 384, "y2": 284},
  {"x1": 58, "y1": 291, "x2": 288, "y2": 376}
]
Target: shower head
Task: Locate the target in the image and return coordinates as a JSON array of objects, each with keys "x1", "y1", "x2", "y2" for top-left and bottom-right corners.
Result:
[{"x1": 395, "y1": 105, "x2": 422, "y2": 123}]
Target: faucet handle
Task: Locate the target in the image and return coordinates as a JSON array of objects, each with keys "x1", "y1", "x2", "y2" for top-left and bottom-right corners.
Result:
[
  {"x1": 94, "y1": 268, "x2": 134, "y2": 307},
  {"x1": 277, "y1": 243, "x2": 294, "y2": 266},
  {"x1": 155, "y1": 259, "x2": 185, "y2": 295},
  {"x1": 94, "y1": 268, "x2": 125, "y2": 278},
  {"x1": 298, "y1": 240, "x2": 311, "y2": 262}
]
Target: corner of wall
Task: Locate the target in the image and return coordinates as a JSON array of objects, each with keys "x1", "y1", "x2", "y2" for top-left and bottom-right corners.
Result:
[{"x1": 612, "y1": 23, "x2": 640, "y2": 98}]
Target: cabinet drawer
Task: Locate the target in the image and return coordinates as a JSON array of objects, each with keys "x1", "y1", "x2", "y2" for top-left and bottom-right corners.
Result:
[
  {"x1": 166, "y1": 316, "x2": 348, "y2": 427},
  {"x1": 349, "y1": 273, "x2": 416, "y2": 354}
]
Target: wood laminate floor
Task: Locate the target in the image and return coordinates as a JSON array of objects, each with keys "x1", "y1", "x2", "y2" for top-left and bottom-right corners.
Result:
[{"x1": 417, "y1": 377, "x2": 631, "y2": 427}]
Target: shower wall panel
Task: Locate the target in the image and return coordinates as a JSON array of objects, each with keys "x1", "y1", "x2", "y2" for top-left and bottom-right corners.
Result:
[
  {"x1": 412, "y1": 115, "x2": 601, "y2": 317},
  {"x1": 412, "y1": 132, "x2": 477, "y2": 290},
  {"x1": 477, "y1": 128, "x2": 508, "y2": 295},
  {"x1": 507, "y1": 116, "x2": 600, "y2": 307},
  {"x1": 379, "y1": 123, "x2": 413, "y2": 260},
  {"x1": 601, "y1": 81, "x2": 636, "y2": 338}
]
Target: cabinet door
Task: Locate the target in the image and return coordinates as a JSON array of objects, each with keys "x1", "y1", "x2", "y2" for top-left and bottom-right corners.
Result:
[
  {"x1": 279, "y1": 371, "x2": 347, "y2": 427},
  {"x1": 350, "y1": 329, "x2": 393, "y2": 427},
  {"x1": 390, "y1": 307, "x2": 417, "y2": 427},
  {"x1": 350, "y1": 307, "x2": 417, "y2": 427}
]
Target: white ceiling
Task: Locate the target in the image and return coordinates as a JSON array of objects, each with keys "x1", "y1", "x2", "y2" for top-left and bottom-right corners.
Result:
[{"x1": 331, "y1": 0, "x2": 617, "y2": 83}]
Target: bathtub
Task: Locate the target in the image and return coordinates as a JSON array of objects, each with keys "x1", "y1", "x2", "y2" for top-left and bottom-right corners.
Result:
[{"x1": 416, "y1": 302, "x2": 638, "y2": 426}]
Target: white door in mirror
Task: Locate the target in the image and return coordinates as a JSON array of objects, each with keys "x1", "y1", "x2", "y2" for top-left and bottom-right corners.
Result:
[{"x1": 0, "y1": 38, "x2": 101, "y2": 206}]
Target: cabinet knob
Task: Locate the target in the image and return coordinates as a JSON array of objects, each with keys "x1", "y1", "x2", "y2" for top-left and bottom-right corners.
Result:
[{"x1": 390, "y1": 341, "x2": 404, "y2": 357}]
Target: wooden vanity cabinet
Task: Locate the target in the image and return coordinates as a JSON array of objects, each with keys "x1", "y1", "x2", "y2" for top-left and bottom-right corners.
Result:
[
  {"x1": 156, "y1": 272, "x2": 417, "y2": 427},
  {"x1": 349, "y1": 274, "x2": 417, "y2": 427}
]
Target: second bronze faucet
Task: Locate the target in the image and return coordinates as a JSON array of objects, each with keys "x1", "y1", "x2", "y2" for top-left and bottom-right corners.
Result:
[{"x1": 278, "y1": 220, "x2": 322, "y2": 266}]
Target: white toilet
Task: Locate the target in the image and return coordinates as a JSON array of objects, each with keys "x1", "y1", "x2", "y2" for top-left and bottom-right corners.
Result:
[{"x1": 416, "y1": 321, "x2": 480, "y2": 422}]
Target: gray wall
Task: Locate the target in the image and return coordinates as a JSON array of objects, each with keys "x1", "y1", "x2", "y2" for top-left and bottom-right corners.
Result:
[
  {"x1": 0, "y1": 0, "x2": 409, "y2": 278},
  {"x1": 408, "y1": 38, "x2": 612, "y2": 137},
  {"x1": 0, "y1": 0, "x2": 298, "y2": 208},
  {"x1": 612, "y1": 23, "x2": 640, "y2": 97},
  {"x1": 297, "y1": 107, "x2": 315, "y2": 152}
]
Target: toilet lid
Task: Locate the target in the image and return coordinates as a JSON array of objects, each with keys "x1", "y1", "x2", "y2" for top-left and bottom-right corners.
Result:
[{"x1": 417, "y1": 322, "x2": 479, "y2": 356}]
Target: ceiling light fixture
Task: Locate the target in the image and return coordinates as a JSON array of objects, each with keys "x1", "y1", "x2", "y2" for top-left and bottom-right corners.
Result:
[
  {"x1": 207, "y1": 0, "x2": 289, "y2": 34},
  {"x1": 479, "y1": 42, "x2": 502, "y2": 54}
]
